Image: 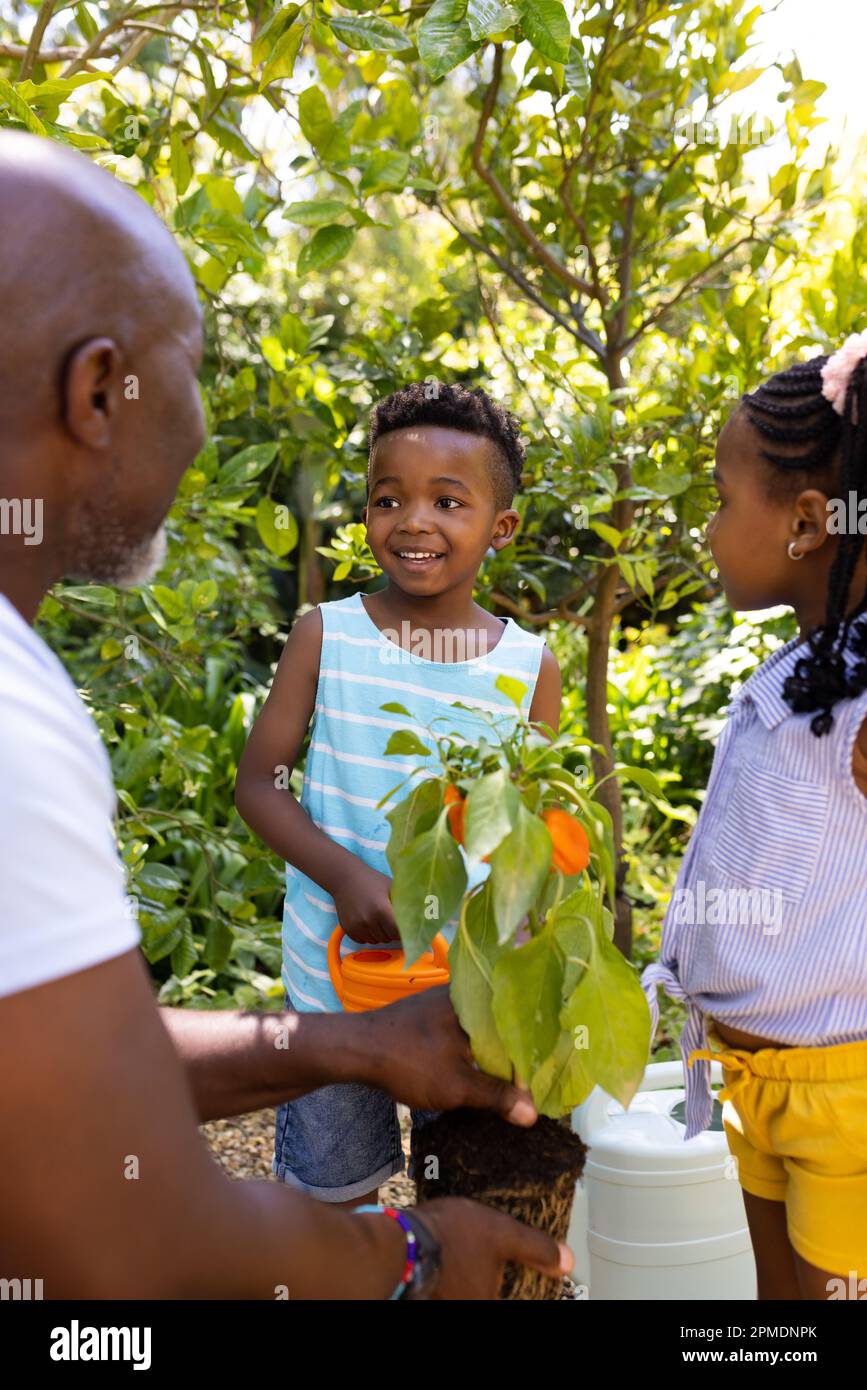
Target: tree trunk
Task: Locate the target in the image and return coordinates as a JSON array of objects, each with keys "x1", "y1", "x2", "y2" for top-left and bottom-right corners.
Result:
[{"x1": 583, "y1": 349, "x2": 635, "y2": 957}]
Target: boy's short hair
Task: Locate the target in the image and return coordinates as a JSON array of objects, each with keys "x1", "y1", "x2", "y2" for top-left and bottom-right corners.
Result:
[{"x1": 367, "y1": 381, "x2": 525, "y2": 511}]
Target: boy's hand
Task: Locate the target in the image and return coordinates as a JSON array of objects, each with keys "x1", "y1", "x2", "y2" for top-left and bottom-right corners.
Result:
[{"x1": 333, "y1": 862, "x2": 401, "y2": 944}]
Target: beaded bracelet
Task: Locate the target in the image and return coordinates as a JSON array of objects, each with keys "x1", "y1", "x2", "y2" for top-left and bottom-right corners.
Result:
[{"x1": 353, "y1": 1203, "x2": 418, "y2": 1300}]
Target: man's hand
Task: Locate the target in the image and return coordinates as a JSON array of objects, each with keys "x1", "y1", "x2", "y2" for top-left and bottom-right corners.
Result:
[
  {"x1": 411, "y1": 1198, "x2": 572, "y2": 1299},
  {"x1": 353, "y1": 986, "x2": 537, "y2": 1126},
  {"x1": 332, "y1": 861, "x2": 400, "y2": 944}
]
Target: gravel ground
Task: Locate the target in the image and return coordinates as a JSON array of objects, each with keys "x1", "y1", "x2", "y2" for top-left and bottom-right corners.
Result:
[{"x1": 200, "y1": 1104, "x2": 415, "y2": 1207}]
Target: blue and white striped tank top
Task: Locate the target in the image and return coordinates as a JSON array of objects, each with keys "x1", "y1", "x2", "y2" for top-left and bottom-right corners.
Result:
[
  {"x1": 642, "y1": 626, "x2": 867, "y2": 1138},
  {"x1": 282, "y1": 590, "x2": 548, "y2": 1012}
]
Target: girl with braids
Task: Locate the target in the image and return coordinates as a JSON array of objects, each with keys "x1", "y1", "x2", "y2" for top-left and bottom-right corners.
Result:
[{"x1": 643, "y1": 334, "x2": 867, "y2": 1300}]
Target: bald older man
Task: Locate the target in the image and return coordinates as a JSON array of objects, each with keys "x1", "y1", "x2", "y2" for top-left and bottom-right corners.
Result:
[{"x1": 0, "y1": 133, "x2": 570, "y2": 1300}]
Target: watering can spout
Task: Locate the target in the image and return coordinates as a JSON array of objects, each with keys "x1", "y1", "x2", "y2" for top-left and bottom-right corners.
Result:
[{"x1": 327, "y1": 927, "x2": 449, "y2": 1012}]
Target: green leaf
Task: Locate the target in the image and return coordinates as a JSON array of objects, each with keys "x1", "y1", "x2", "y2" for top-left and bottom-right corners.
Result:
[
  {"x1": 204, "y1": 916, "x2": 234, "y2": 972},
  {"x1": 385, "y1": 777, "x2": 442, "y2": 873},
  {"x1": 256, "y1": 497, "x2": 299, "y2": 557},
  {"x1": 383, "y1": 729, "x2": 432, "y2": 758},
  {"x1": 0, "y1": 78, "x2": 46, "y2": 135},
  {"x1": 284, "y1": 199, "x2": 348, "y2": 226},
  {"x1": 492, "y1": 926, "x2": 563, "y2": 1081},
  {"x1": 75, "y1": 4, "x2": 100, "y2": 42},
  {"x1": 171, "y1": 919, "x2": 198, "y2": 979},
  {"x1": 615, "y1": 763, "x2": 665, "y2": 800},
  {"x1": 529, "y1": 1027, "x2": 594, "y2": 1117},
  {"x1": 253, "y1": 4, "x2": 300, "y2": 66},
  {"x1": 517, "y1": 0, "x2": 571, "y2": 63},
  {"x1": 391, "y1": 810, "x2": 468, "y2": 965},
  {"x1": 563, "y1": 41, "x2": 589, "y2": 96},
  {"x1": 719, "y1": 66, "x2": 762, "y2": 95},
  {"x1": 463, "y1": 768, "x2": 520, "y2": 862},
  {"x1": 494, "y1": 673, "x2": 528, "y2": 709},
  {"x1": 192, "y1": 579, "x2": 217, "y2": 612},
  {"x1": 58, "y1": 584, "x2": 117, "y2": 607},
  {"x1": 140, "y1": 908, "x2": 185, "y2": 964},
  {"x1": 560, "y1": 928, "x2": 650, "y2": 1109},
  {"x1": 328, "y1": 15, "x2": 410, "y2": 51},
  {"x1": 449, "y1": 883, "x2": 511, "y2": 1079},
  {"x1": 259, "y1": 18, "x2": 305, "y2": 89},
  {"x1": 136, "y1": 862, "x2": 185, "y2": 894},
  {"x1": 297, "y1": 86, "x2": 349, "y2": 161},
  {"x1": 466, "y1": 0, "x2": 520, "y2": 40},
  {"x1": 489, "y1": 802, "x2": 552, "y2": 942},
  {"x1": 17, "y1": 74, "x2": 105, "y2": 102},
  {"x1": 590, "y1": 520, "x2": 622, "y2": 550},
  {"x1": 150, "y1": 585, "x2": 186, "y2": 621},
  {"x1": 417, "y1": 0, "x2": 481, "y2": 80},
  {"x1": 169, "y1": 128, "x2": 192, "y2": 196},
  {"x1": 222, "y1": 442, "x2": 279, "y2": 485},
  {"x1": 297, "y1": 224, "x2": 355, "y2": 275},
  {"x1": 551, "y1": 901, "x2": 593, "y2": 998},
  {"x1": 360, "y1": 149, "x2": 411, "y2": 193}
]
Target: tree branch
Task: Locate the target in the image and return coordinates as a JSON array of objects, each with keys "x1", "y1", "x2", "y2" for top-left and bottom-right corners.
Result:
[
  {"x1": 61, "y1": 2, "x2": 220, "y2": 78},
  {"x1": 621, "y1": 231, "x2": 756, "y2": 350},
  {"x1": 489, "y1": 588, "x2": 593, "y2": 630},
  {"x1": 0, "y1": 43, "x2": 121, "y2": 62},
  {"x1": 18, "y1": 0, "x2": 58, "y2": 80},
  {"x1": 438, "y1": 205, "x2": 606, "y2": 359},
  {"x1": 472, "y1": 45, "x2": 602, "y2": 304}
]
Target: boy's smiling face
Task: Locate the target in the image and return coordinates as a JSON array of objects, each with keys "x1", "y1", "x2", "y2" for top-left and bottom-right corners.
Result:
[{"x1": 362, "y1": 425, "x2": 520, "y2": 595}]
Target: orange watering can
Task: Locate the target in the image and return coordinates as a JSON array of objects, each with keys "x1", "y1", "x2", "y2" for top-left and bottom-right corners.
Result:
[{"x1": 327, "y1": 926, "x2": 450, "y2": 1012}]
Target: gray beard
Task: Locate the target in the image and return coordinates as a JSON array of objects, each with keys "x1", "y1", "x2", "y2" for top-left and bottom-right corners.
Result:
[{"x1": 68, "y1": 520, "x2": 168, "y2": 588}]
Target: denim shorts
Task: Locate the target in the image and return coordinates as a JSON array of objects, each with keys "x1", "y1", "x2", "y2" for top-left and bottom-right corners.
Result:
[{"x1": 272, "y1": 997, "x2": 438, "y2": 1202}]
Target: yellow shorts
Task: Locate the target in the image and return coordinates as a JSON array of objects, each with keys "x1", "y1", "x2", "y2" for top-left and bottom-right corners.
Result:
[{"x1": 689, "y1": 1024, "x2": 867, "y2": 1277}]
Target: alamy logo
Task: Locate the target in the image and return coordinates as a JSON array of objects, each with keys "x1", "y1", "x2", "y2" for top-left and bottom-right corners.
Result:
[
  {"x1": 49, "y1": 1320, "x2": 152, "y2": 1371},
  {"x1": 0, "y1": 497, "x2": 42, "y2": 545},
  {"x1": 670, "y1": 881, "x2": 782, "y2": 935},
  {"x1": 377, "y1": 622, "x2": 501, "y2": 676},
  {"x1": 0, "y1": 1276, "x2": 43, "y2": 1299}
]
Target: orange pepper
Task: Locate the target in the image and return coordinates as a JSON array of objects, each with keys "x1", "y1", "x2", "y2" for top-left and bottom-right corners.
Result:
[
  {"x1": 444, "y1": 784, "x2": 465, "y2": 844},
  {"x1": 444, "y1": 785, "x2": 490, "y2": 861},
  {"x1": 542, "y1": 807, "x2": 590, "y2": 875}
]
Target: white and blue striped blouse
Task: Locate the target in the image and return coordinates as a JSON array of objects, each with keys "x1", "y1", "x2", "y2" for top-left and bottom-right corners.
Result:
[
  {"x1": 282, "y1": 590, "x2": 548, "y2": 1012},
  {"x1": 642, "y1": 627, "x2": 867, "y2": 1138}
]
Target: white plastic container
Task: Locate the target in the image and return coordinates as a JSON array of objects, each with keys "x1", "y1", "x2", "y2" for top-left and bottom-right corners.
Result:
[{"x1": 567, "y1": 1060, "x2": 756, "y2": 1300}]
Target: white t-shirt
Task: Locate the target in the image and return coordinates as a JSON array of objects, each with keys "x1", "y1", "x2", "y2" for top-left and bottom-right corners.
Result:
[{"x1": 0, "y1": 593, "x2": 140, "y2": 998}]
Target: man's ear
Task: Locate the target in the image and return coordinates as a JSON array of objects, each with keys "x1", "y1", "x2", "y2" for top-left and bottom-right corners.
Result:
[
  {"x1": 62, "y1": 337, "x2": 124, "y2": 449},
  {"x1": 490, "y1": 508, "x2": 521, "y2": 549}
]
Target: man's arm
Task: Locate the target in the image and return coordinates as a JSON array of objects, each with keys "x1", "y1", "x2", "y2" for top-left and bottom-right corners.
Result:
[
  {"x1": 159, "y1": 986, "x2": 537, "y2": 1126},
  {"x1": 0, "y1": 949, "x2": 566, "y2": 1299}
]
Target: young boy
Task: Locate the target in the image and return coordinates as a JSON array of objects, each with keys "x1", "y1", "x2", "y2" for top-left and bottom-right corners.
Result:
[{"x1": 235, "y1": 382, "x2": 562, "y2": 1206}]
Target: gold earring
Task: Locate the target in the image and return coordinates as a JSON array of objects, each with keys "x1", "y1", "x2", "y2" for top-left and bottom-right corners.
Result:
[{"x1": 788, "y1": 540, "x2": 804, "y2": 561}]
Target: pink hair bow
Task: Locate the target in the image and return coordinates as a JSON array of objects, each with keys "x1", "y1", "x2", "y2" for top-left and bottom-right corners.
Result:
[{"x1": 820, "y1": 329, "x2": 867, "y2": 417}]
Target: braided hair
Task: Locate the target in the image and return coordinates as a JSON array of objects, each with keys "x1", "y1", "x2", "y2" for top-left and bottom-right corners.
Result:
[
  {"x1": 741, "y1": 353, "x2": 867, "y2": 735},
  {"x1": 368, "y1": 381, "x2": 525, "y2": 511}
]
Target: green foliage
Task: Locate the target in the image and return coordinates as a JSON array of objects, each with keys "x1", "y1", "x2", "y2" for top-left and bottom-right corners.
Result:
[
  {"x1": 381, "y1": 681, "x2": 650, "y2": 1115},
  {"x1": 0, "y1": 0, "x2": 859, "y2": 1007}
]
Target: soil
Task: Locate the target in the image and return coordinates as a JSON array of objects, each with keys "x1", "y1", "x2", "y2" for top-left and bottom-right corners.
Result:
[{"x1": 412, "y1": 1108, "x2": 587, "y2": 1300}]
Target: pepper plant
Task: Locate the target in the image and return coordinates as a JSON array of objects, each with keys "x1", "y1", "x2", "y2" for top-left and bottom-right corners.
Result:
[{"x1": 378, "y1": 676, "x2": 653, "y2": 1116}]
